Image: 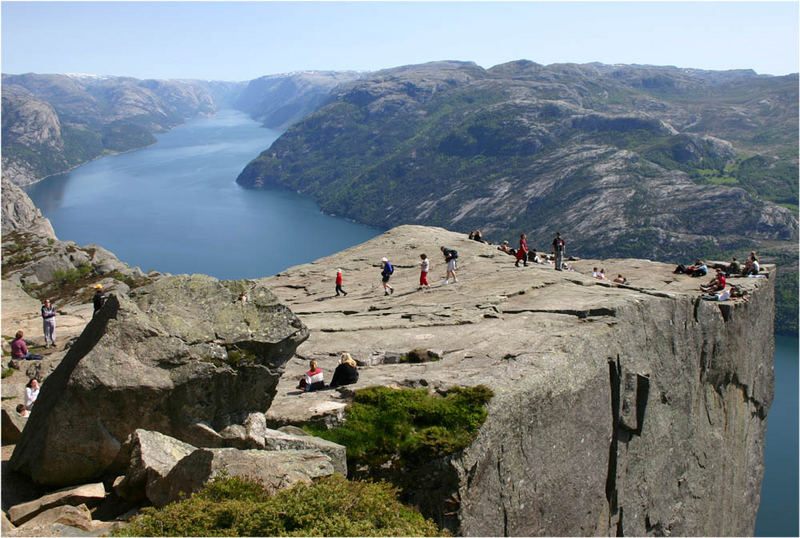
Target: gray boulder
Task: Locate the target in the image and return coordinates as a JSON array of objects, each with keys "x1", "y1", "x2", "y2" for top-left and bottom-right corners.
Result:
[
  {"x1": 0, "y1": 176, "x2": 56, "y2": 239},
  {"x1": 148, "y1": 447, "x2": 334, "y2": 508},
  {"x1": 5, "y1": 504, "x2": 93, "y2": 537},
  {"x1": 2, "y1": 406, "x2": 28, "y2": 444},
  {"x1": 9, "y1": 274, "x2": 309, "y2": 486},
  {"x1": 264, "y1": 428, "x2": 347, "y2": 476},
  {"x1": 113, "y1": 429, "x2": 197, "y2": 502},
  {"x1": 7, "y1": 482, "x2": 105, "y2": 526}
]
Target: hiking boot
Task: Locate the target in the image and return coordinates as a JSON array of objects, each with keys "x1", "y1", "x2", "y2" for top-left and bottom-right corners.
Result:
[
  {"x1": 515, "y1": 261, "x2": 520, "y2": 267},
  {"x1": 390, "y1": 288, "x2": 394, "y2": 294}
]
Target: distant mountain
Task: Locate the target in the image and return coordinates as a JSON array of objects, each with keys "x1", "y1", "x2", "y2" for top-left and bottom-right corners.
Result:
[
  {"x1": 235, "y1": 71, "x2": 363, "y2": 129},
  {"x1": 236, "y1": 60, "x2": 798, "y2": 333},
  {"x1": 1, "y1": 73, "x2": 221, "y2": 185}
]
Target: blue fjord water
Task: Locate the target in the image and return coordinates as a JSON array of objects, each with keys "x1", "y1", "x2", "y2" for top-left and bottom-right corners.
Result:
[
  {"x1": 23, "y1": 109, "x2": 797, "y2": 535},
  {"x1": 25, "y1": 109, "x2": 382, "y2": 280}
]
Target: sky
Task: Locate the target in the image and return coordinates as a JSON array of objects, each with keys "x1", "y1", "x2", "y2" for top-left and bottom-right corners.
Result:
[{"x1": 1, "y1": 1, "x2": 798, "y2": 81}]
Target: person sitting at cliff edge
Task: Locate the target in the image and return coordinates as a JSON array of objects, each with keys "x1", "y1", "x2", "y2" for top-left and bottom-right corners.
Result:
[
  {"x1": 329, "y1": 353, "x2": 359, "y2": 388},
  {"x1": 700, "y1": 268, "x2": 726, "y2": 293}
]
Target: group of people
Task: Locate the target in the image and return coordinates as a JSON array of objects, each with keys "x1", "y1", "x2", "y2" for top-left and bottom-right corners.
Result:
[
  {"x1": 296, "y1": 353, "x2": 360, "y2": 393},
  {"x1": 677, "y1": 252, "x2": 762, "y2": 302},
  {"x1": 497, "y1": 232, "x2": 569, "y2": 271}
]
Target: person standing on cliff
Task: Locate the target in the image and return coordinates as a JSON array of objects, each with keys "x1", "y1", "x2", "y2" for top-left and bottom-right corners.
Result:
[
  {"x1": 335, "y1": 269, "x2": 348, "y2": 297},
  {"x1": 552, "y1": 232, "x2": 566, "y2": 271},
  {"x1": 515, "y1": 233, "x2": 529, "y2": 267},
  {"x1": 381, "y1": 257, "x2": 394, "y2": 295},
  {"x1": 41, "y1": 299, "x2": 56, "y2": 348},
  {"x1": 441, "y1": 246, "x2": 458, "y2": 284},
  {"x1": 419, "y1": 254, "x2": 431, "y2": 290},
  {"x1": 92, "y1": 284, "x2": 107, "y2": 316}
]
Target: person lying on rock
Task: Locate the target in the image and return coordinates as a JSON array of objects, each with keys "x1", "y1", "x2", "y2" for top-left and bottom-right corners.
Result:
[
  {"x1": 10, "y1": 330, "x2": 43, "y2": 360},
  {"x1": 613, "y1": 274, "x2": 628, "y2": 284},
  {"x1": 329, "y1": 353, "x2": 359, "y2": 388},
  {"x1": 297, "y1": 360, "x2": 325, "y2": 392}
]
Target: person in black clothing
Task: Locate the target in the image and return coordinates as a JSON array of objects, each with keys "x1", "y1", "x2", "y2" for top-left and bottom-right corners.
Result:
[
  {"x1": 552, "y1": 233, "x2": 566, "y2": 271},
  {"x1": 92, "y1": 284, "x2": 107, "y2": 316},
  {"x1": 329, "y1": 353, "x2": 359, "y2": 388}
]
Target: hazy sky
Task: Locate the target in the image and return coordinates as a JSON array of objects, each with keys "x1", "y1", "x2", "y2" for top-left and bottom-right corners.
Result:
[{"x1": 2, "y1": 1, "x2": 798, "y2": 80}]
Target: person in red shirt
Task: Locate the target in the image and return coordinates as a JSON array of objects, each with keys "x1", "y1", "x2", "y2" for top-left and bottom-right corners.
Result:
[
  {"x1": 515, "y1": 233, "x2": 529, "y2": 267},
  {"x1": 701, "y1": 268, "x2": 726, "y2": 292},
  {"x1": 10, "y1": 330, "x2": 43, "y2": 360},
  {"x1": 335, "y1": 269, "x2": 347, "y2": 296}
]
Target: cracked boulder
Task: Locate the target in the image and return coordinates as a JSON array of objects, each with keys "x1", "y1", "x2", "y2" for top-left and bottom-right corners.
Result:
[{"x1": 9, "y1": 274, "x2": 309, "y2": 487}]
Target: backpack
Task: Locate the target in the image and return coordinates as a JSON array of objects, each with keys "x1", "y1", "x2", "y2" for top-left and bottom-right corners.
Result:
[
  {"x1": 388, "y1": 264, "x2": 395, "y2": 275},
  {"x1": 450, "y1": 249, "x2": 458, "y2": 259}
]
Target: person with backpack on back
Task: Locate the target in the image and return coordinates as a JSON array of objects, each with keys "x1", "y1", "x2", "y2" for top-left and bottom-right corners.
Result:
[
  {"x1": 380, "y1": 257, "x2": 394, "y2": 295},
  {"x1": 552, "y1": 232, "x2": 566, "y2": 271},
  {"x1": 441, "y1": 246, "x2": 458, "y2": 284}
]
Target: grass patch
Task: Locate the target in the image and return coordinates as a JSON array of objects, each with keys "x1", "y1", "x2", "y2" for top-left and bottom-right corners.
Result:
[
  {"x1": 2, "y1": 367, "x2": 16, "y2": 379},
  {"x1": 305, "y1": 385, "x2": 493, "y2": 470},
  {"x1": 400, "y1": 348, "x2": 440, "y2": 363},
  {"x1": 114, "y1": 474, "x2": 447, "y2": 537}
]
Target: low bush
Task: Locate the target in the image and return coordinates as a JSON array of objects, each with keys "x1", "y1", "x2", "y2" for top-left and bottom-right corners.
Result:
[
  {"x1": 114, "y1": 474, "x2": 447, "y2": 537},
  {"x1": 306, "y1": 385, "x2": 493, "y2": 469}
]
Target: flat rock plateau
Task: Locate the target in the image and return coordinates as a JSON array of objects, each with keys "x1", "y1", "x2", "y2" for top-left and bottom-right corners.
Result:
[{"x1": 261, "y1": 224, "x2": 774, "y2": 536}]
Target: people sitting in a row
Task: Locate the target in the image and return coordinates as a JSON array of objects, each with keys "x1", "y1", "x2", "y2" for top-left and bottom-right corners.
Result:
[
  {"x1": 10, "y1": 331, "x2": 43, "y2": 360},
  {"x1": 296, "y1": 354, "x2": 360, "y2": 393},
  {"x1": 591, "y1": 267, "x2": 606, "y2": 279}
]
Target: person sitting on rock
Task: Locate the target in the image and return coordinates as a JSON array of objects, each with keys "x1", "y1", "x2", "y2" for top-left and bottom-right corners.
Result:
[
  {"x1": 727, "y1": 257, "x2": 741, "y2": 277},
  {"x1": 700, "y1": 268, "x2": 726, "y2": 292},
  {"x1": 743, "y1": 253, "x2": 760, "y2": 276},
  {"x1": 24, "y1": 378, "x2": 40, "y2": 411},
  {"x1": 592, "y1": 267, "x2": 601, "y2": 278},
  {"x1": 329, "y1": 353, "x2": 359, "y2": 388},
  {"x1": 299, "y1": 360, "x2": 325, "y2": 392},
  {"x1": 10, "y1": 330, "x2": 43, "y2": 360},
  {"x1": 613, "y1": 274, "x2": 628, "y2": 284},
  {"x1": 16, "y1": 404, "x2": 29, "y2": 417},
  {"x1": 689, "y1": 259, "x2": 708, "y2": 277}
]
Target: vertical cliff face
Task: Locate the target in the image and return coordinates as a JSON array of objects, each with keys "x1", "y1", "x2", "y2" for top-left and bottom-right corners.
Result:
[
  {"x1": 261, "y1": 225, "x2": 774, "y2": 536},
  {"x1": 455, "y1": 274, "x2": 773, "y2": 536}
]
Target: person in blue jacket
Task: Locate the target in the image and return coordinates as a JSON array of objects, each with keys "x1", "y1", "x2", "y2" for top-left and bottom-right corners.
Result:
[{"x1": 381, "y1": 257, "x2": 394, "y2": 295}]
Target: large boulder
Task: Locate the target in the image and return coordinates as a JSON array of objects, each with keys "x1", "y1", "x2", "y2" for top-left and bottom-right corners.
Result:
[
  {"x1": 263, "y1": 428, "x2": 347, "y2": 476},
  {"x1": 4, "y1": 504, "x2": 96, "y2": 537},
  {"x1": 2, "y1": 406, "x2": 28, "y2": 444},
  {"x1": 112, "y1": 429, "x2": 197, "y2": 502},
  {"x1": 147, "y1": 447, "x2": 334, "y2": 508},
  {"x1": 9, "y1": 274, "x2": 309, "y2": 486}
]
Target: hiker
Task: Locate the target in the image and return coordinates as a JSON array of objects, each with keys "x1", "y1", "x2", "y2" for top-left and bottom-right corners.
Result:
[
  {"x1": 92, "y1": 284, "x2": 107, "y2": 316},
  {"x1": 329, "y1": 353, "x2": 359, "y2": 387},
  {"x1": 419, "y1": 254, "x2": 430, "y2": 290},
  {"x1": 380, "y1": 257, "x2": 394, "y2": 295},
  {"x1": 335, "y1": 269, "x2": 348, "y2": 296},
  {"x1": 441, "y1": 246, "x2": 458, "y2": 284},
  {"x1": 297, "y1": 360, "x2": 325, "y2": 392},
  {"x1": 10, "y1": 331, "x2": 43, "y2": 360},
  {"x1": 552, "y1": 233, "x2": 566, "y2": 271},
  {"x1": 24, "y1": 378, "x2": 40, "y2": 411},
  {"x1": 515, "y1": 233, "x2": 529, "y2": 267},
  {"x1": 700, "y1": 268, "x2": 726, "y2": 292},
  {"x1": 743, "y1": 253, "x2": 760, "y2": 276},
  {"x1": 727, "y1": 257, "x2": 741, "y2": 276},
  {"x1": 41, "y1": 299, "x2": 56, "y2": 348}
]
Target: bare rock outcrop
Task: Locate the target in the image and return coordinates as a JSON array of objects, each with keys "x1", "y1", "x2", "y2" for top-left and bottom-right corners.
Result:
[
  {"x1": 262, "y1": 225, "x2": 775, "y2": 536},
  {"x1": 1, "y1": 176, "x2": 56, "y2": 239},
  {"x1": 147, "y1": 447, "x2": 334, "y2": 508},
  {"x1": 9, "y1": 274, "x2": 309, "y2": 487},
  {"x1": 7, "y1": 482, "x2": 105, "y2": 526}
]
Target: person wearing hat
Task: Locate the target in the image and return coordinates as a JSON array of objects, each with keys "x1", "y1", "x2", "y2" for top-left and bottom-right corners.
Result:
[
  {"x1": 380, "y1": 257, "x2": 394, "y2": 295},
  {"x1": 335, "y1": 269, "x2": 347, "y2": 297},
  {"x1": 92, "y1": 284, "x2": 107, "y2": 316}
]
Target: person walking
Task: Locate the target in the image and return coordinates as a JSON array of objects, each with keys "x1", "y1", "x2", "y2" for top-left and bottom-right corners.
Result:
[
  {"x1": 419, "y1": 254, "x2": 430, "y2": 290},
  {"x1": 41, "y1": 299, "x2": 56, "y2": 348},
  {"x1": 515, "y1": 233, "x2": 529, "y2": 267},
  {"x1": 335, "y1": 269, "x2": 348, "y2": 296},
  {"x1": 381, "y1": 257, "x2": 394, "y2": 295},
  {"x1": 440, "y1": 246, "x2": 458, "y2": 284},
  {"x1": 552, "y1": 232, "x2": 566, "y2": 271}
]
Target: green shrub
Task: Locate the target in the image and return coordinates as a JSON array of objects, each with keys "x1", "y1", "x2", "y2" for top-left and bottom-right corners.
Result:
[
  {"x1": 306, "y1": 385, "x2": 493, "y2": 469},
  {"x1": 114, "y1": 474, "x2": 447, "y2": 537},
  {"x1": 1, "y1": 367, "x2": 15, "y2": 379}
]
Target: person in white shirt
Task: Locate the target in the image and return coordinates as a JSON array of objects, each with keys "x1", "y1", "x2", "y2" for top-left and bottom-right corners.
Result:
[{"x1": 24, "y1": 378, "x2": 40, "y2": 411}]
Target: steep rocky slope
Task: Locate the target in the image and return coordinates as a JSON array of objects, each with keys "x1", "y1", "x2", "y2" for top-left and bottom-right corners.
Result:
[
  {"x1": 235, "y1": 71, "x2": 362, "y2": 129},
  {"x1": 1, "y1": 74, "x2": 219, "y2": 186},
  {"x1": 261, "y1": 225, "x2": 775, "y2": 536}
]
